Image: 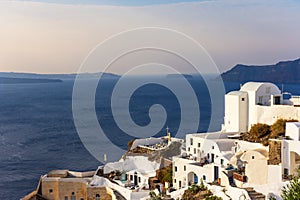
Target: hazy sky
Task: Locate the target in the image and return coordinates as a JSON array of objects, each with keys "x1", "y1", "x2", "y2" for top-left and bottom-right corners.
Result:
[{"x1": 1, "y1": 0, "x2": 300, "y2": 74}]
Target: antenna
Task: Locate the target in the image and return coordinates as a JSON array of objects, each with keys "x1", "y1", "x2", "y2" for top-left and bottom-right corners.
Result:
[{"x1": 281, "y1": 84, "x2": 284, "y2": 94}]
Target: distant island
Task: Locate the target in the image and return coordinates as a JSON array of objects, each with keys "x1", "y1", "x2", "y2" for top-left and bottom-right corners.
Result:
[
  {"x1": 0, "y1": 72, "x2": 120, "y2": 84},
  {"x1": 166, "y1": 74, "x2": 194, "y2": 79},
  {"x1": 221, "y1": 58, "x2": 300, "y2": 84},
  {"x1": 0, "y1": 77, "x2": 62, "y2": 84}
]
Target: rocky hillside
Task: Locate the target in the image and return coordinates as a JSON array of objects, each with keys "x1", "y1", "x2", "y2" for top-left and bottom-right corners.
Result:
[{"x1": 221, "y1": 58, "x2": 300, "y2": 83}]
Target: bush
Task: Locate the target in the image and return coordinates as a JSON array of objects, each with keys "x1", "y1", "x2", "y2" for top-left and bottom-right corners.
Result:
[
  {"x1": 149, "y1": 191, "x2": 162, "y2": 200},
  {"x1": 205, "y1": 195, "x2": 222, "y2": 200},
  {"x1": 249, "y1": 123, "x2": 271, "y2": 140},
  {"x1": 271, "y1": 119, "x2": 298, "y2": 138},
  {"x1": 282, "y1": 177, "x2": 300, "y2": 200},
  {"x1": 281, "y1": 168, "x2": 300, "y2": 200},
  {"x1": 157, "y1": 165, "x2": 172, "y2": 183}
]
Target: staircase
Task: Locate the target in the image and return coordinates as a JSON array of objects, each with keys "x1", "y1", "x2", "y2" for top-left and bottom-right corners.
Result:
[{"x1": 245, "y1": 187, "x2": 265, "y2": 200}]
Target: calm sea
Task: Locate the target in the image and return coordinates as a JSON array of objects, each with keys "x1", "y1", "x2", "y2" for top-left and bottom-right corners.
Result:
[{"x1": 0, "y1": 77, "x2": 299, "y2": 199}]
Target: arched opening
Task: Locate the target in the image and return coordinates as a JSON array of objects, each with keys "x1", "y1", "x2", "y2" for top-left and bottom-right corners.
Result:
[
  {"x1": 290, "y1": 151, "x2": 300, "y2": 176},
  {"x1": 187, "y1": 172, "x2": 198, "y2": 186}
]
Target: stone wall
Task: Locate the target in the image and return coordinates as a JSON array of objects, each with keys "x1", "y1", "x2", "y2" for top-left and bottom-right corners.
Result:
[
  {"x1": 268, "y1": 140, "x2": 282, "y2": 165},
  {"x1": 87, "y1": 187, "x2": 112, "y2": 200}
]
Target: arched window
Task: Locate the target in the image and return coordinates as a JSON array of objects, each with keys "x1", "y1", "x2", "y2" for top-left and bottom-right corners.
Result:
[{"x1": 96, "y1": 194, "x2": 100, "y2": 200}]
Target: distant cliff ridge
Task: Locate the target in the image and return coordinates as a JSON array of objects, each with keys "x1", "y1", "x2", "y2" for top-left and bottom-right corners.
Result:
[{"x1": 221, "y1": 58, "x2": 300, "y2": 84}]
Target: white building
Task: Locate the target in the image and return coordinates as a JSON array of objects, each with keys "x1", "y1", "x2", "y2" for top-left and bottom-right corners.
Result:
[
  {"x1": 173, "y1": 132, "x2": 236, "y2": 189},
  {"x1": 224, "y1": 82, "x2": 300, "y2": 133},
  {"x1": 172, "y1": 81, "x2": 300, "y2": 198}
]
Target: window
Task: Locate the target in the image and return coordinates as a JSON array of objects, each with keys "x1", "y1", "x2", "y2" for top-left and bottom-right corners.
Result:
[
  {"x1": 190, "y1": 138, "x2": 193, "y2": 145},
  {"x1": 80, "y1": 199, "x2": 84, "y2": 200},
  {"x1": 130, "y1": 175, "x2": 133, "y2": 181},
  {"x1": 71, "y1": 196, "x2": 76, "y2": 200},
  {"x1": 258, "y1": 96, "x2": 263, "y2": 105},
  {"x1": 188, "y1": 147, "x2": 190, "y2": 152},
  {"x1": 71, "y1": 192, "x2": 75, "y2": 195},
  {"x1": 198, "y1": 143, "x2": 201, "y2": 147},
  {"x1": 241, "y1": 97, "x2": 245, "y2": 101},
  {"x1": 64, "y1": 197, "x2": 68, "y2": 200},
  {"x1": 174, "y1": 179, "x2": 176, "y2": 183},
  {"x1": 266, "y1": 87, "x2": 270, "y2": 94},
  {"x1": 138, "y1": 177, "x2": 141, "y2": 183},
  {"x1": 203, "y1": 175, "x2": 206, "y2": 181},
  {"x1": 207, "y1": 154, "x2": 210, "y2": 159},
  {"x1": 179, "y1": 181, "x2": 182, "y2": 188},
  {"x1": 284, "y1": 168, "x2": 289, "y2": 175},
  {"x1": 184, "y1": 166, "x2": 186, "y2": 171},
  {"x1": 212, "y1": 146, "x2": 214, "y2": 149},
  {"x1": 221, "y1": 159, "x2": 224, "y2": 165},
  {"x1": 194, "y1": 148, "x2": 196, "y2": 154},
  {"x1": 175, "y1": 166, "x2": 177, "y2": 172},
  {"x1": 252, "y1": 156, "x2": 255, "y2": 159},
  {"x1": 49, "y1": 189, "x2": 53, "y2": 193}
]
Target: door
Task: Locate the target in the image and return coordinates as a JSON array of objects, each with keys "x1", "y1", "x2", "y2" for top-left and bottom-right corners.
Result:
[
  {"x1": 214, "y1": 166, "x2": 219, "y2": 180},
  {"x1": 134, "y1": 174, "x2": 138, "y2": 185}
]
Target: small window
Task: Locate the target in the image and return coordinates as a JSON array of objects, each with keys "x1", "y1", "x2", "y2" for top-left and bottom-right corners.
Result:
[
  {"x1": 184, "y1": 165, "x2": 186, "y2": 171},
  {"x1": 194, "y1": 148, "x2": 196, "y2": 154},
  {"x1": 174, "y1": 179, "x2": 176, "y2": 183},
  {"x1": 252, "y1": 156, "x2": 255, "y2": 159},
  {"x1": 198, "y1": 143, "x2": 201, "y2": 147},
  {"x1": 221, "y1": 159, "x2": 224, "y2": 165},
  {"x1": 138, "y1": 177, "x2": 141, "y2": 183},
  {"x1": 190, "y1": 138, "x2": 193, "y2": 145},
  {"x1": 207, "y1": 154, "x2": 210, "y2": 159},
  {"x1": 179, "y1": 181, "x2": 182, "y2": 188},
  {"x1": 80, "y1": 199, "x2": 84, "y2": 200},
  {"x1": 188, "y1": 147, "x2": 190, "y2": 151},
  {"x1": 49, "y1": 189, "x2": 53, "y2": 193},
  {"x1": 203, "y1": 175, "x2": 206, "y2": 181},
  {"x1": 71, "y1": 192, "x2": 75, "y2": 195},
  {"x1": 241, "y1": 97, "x2": 245, "y2": 101},
  {"x1": 64, "y1": 197, "x2": 68, "y2": 200},
  {"x1": 175, "y1": 166, "x2": 177, "y2": 172},
  {"x1": 71, "y1": 196, "x2": 76, "y2": 200},
  {"x1": 212, "y1": 146, "x2": 214, "y2": 149},
  {"x1": 130, "y1": 175, "x2": 133, "y2": 180}
]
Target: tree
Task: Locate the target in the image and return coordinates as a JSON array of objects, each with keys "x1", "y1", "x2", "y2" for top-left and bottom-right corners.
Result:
[{"x1": 249, "y1": 123, "x2": 271, "y2": 140}]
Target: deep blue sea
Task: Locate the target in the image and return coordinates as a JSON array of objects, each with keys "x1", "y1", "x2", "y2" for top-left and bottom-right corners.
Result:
[{"x1": 0, "y1": 77, "x2": 299, "y2": 199}]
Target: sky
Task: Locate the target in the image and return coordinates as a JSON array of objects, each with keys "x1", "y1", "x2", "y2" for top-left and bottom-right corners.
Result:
[{"x1": 1, "y1": 0, "x2": 300, "y2": 74}]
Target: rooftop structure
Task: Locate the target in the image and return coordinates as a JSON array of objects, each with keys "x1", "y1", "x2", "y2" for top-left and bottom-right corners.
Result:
[{"x1": 224, "y1": 82, "x2": 300, "y2": 132}]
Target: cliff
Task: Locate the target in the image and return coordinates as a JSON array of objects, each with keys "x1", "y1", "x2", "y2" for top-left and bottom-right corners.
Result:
[{"x1": 221, "y1": 58, "x2": 300, "y2": 83}]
